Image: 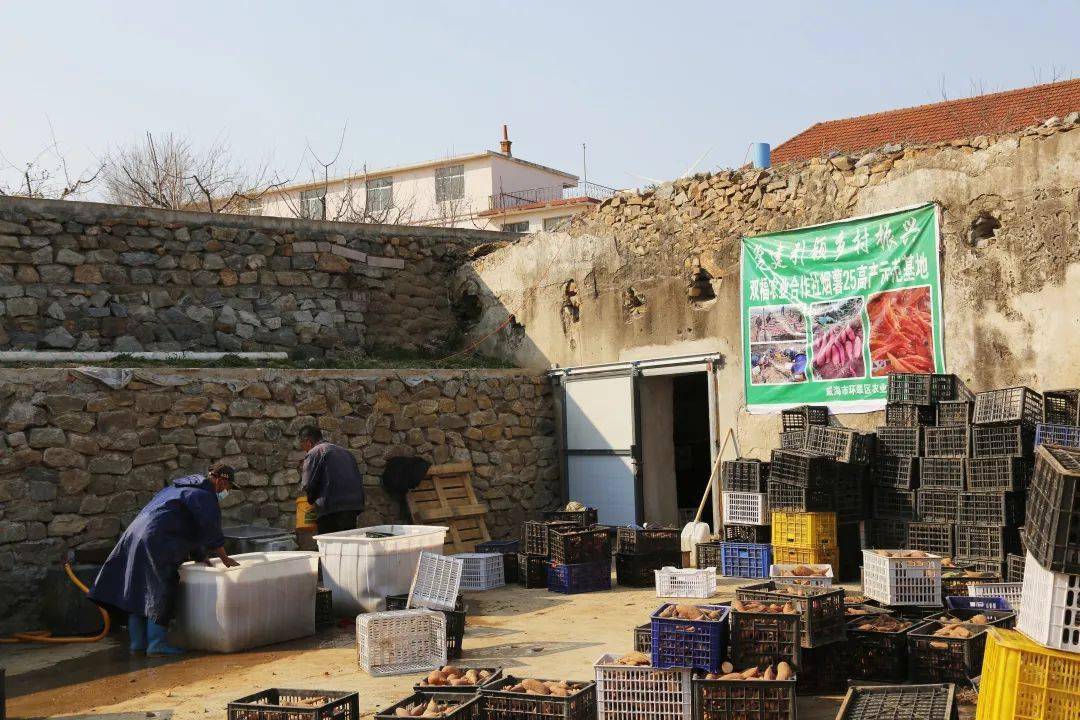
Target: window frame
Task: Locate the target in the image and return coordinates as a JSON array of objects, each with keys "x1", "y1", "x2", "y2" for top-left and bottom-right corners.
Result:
[
  {"x1": 299, "y1": 188, "x2": 326, "y2": 220},
  {"x1": 365, "y1": 176, "x2": 394, "y2": 214},
  {"x1": 543, "y1": 215, "x2": 573, "y2": 231},
  {"x1": 435, "y1": 164, "x2": 465, "y2": 203},
  {"x1": 502, "y1": 221, "x2": 530, "y2": 233}
]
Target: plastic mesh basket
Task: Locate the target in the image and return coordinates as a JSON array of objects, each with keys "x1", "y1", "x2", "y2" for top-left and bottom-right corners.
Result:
[
  {"x1": 908, "y1": 522, "x2": 954, "y2": 557},
  {"x1": 955, "y1": 525, "x2": 1020, "y2": 561},
  {"x1": 542, "y1": 507, "x2": 599, "y2": 526},
  {"x1": 770, "y1": 511, "x2": 837, "y2": 549},
  {"x1": 722, "y1": 492, "x2": 768, "y2": 525},
  {"x1": 766, "y1": 479, "x2": 833, "y2": 512},
  {"x1": 655, "y1": 566, "x2": 717, "y2": 597},
  {"x1": 634, "y1": 623, "x2": 651, "y2": 653},
  {"x1": 967, "y1": 456, "x2": 1029, "y2": 491},
  {"x1": 593, "y1": 654, "x2": 691, "y2": 720},
  {"x1": 728, "y1": 607, "x2": 801, "y2": 668},
  {"x1": 546, "y1": 560, "x2": 611, "y2": 594},
  {"x1": 972, "y1": 423, "x2": 1034, "y2": 458},
  {"x1": 873, "y1": 454, "x2": 920, "y2": 489},
  {"x1": 720, "y1": 542, "x2": 772, "y2": 579},
  {"x1": 692, "y1": 675, "x2": 796, "y2": 720},
  {"x1": 779, "y1": 429, "x2": 806, "y2": 449},
  {"x1": 408, "y1": 552, "x2": 464, "y2": 611},
  {"x1": 385, "y1": 594, "x2": 465, "y2": 659},
  {"x1": 974, "y1": 627, "x2": 1080, "y2": 720},
  {"x1": 875, "y1": 426, "x2": 922, "y2": 457},
  {"x1": 1023, "y1": 444, "x2": 1080, "y2": 573},
  {"x1": 694, "y1": 542, "x2": 723, "y2": 570},
  {"x1": 917, "y1": 490, "x2": 959, "y2": 523},
  {"x1": 861, "y1": 549, "x2": 942, "y2": 606},
  {"x1": 1016, "y1": 550, "x2": 1080, "y2": 652},
  {"x1": 936, "y1": 400, "x2": 973, "y2": 427},
  {"x1": 836, "y1": 684, "x2": 957, "y2": 720},
  {"x1": 907, "y1": 620, "x2": 988, "y2": 683},
  {"x1": 475, "y1": 541, "x2": 520, "y2": 584},
  {"x1": 1035, "y1": 423, "x2": 1080, "y2": 449},
  {"x1": 452, "y1": 553, "x2": 505, "y2": 591},
  {"x1": 794, "y1": 640, "x2": 849, "y2": 695},
  {"x1": 973, "y1": 386, "x2": 1043, "y2": 427},
  {"x1": 228, "y1": 690, "x2": 360, "y2": 720},
  {"x1": 357, "y1": 609, "x2": 446, "y2": 676},
  {"x1": 886, "y1": 402, "x2": 935, "y2": 427},
  {"x1": 967, "y1": 581, "x2": 1023, "y2": 609},
  {"x1": 920, "y1": 457, "x2": 965, "y2": 490},
  {"x1": 781, "y1": 404, "x2": 829, "y2": 432},
  {"x1": 805, "y1": 425, "x2": 874, "y2": 464},
  {"x1": 958, "y1": 491, "x2": 1025, "y2": 526},
  {"x1": 1043, "y1": 389, "x2": 1080, "y2": 425},
  {"x1": 734, "y1": 582, "x2": 845, "y2": 648},
  {"x1": 722, "y1": 524, "x2": 771, "y2": 544},
  {"x1": 549, "y1": 525, "x2": 611, "y2": 565},
  {"x1": 615, "y1": 526, "x2": 680, "y2": 555},
  {"x1": 650, "y1": 603, "x2": 730, "y2": 672},
  {"x1": 924, "y1": 425, "x2": 970, "y2": 458},
  {"x1": 845, "y1": 616, "x2": 914, "y2": 682},
  {"x1": 768, "y1": 448, "x2": 836, "y2": 487},
  {"x1": 522, "y1": 520, "x2": 577, "y2": 556},
  {"x1": 886, "y1": 372, "x2": 934, "y2": 405},
  {"x1": 517, "y1": 553, "x2": 550, "y2": 588},
  {"x1": 481, "y1": 677, "x2": 596, "y2": 720},
  {"x1": 722, "y1": 458, "x2": 769, "y2": 492},
  {"x1": 874, "y1": 488, "x2": 917, "y2": 520},
  {"x1": 616, "y1": 551, "x2": 682, "y2": 587}
]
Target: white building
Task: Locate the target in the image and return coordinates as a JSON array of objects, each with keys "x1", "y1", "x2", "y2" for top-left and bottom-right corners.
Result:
[{"x1": 251, "y1": 129, "x2": 614, "y2": 232}]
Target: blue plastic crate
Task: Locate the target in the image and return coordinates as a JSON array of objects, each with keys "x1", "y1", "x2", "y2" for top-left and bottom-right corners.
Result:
[
  {"x1": 720, "y1": 542, "x2": 772, "y2": 578},
  {"x1": 546, "y1": 560, "x2": 611, "y2": 594},
  {"x1": 650, "y1": 603, "x2": 730, "y2": 672},
  {"x1": 1035, "y1": 423, "x2": 1080, "y2": 449},
  {"x1": 945, "y1": 595, "x2": 1012, "y2": 611}
]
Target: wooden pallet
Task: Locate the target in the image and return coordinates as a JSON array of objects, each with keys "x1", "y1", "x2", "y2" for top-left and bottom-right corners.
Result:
[{"x1": 407, "y1": 461, "x2": 491, "y2": 553}]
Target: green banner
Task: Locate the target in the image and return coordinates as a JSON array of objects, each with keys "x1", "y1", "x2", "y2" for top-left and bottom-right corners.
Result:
[{"x1": 741, "y1": 203, "x2": 945, "y2": 413}]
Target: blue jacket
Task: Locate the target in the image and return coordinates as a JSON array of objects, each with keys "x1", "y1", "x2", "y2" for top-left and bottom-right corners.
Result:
[{"x1": 88, "y1": 474, "x2": 224, "y2": 624}]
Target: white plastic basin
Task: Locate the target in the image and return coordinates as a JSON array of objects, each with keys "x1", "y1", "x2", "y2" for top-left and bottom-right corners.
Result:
[
  {"x1": 171, "y1": 551, "x2": 319, "y2": 653},
  {"x1": 315, "y1": 524, "x2": 449, "y2": 614}
]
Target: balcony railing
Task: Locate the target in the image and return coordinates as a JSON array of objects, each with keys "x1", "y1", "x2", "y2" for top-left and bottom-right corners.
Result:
[{"x1": 488, "y1": 181, "x2": 617, "y2": 211}]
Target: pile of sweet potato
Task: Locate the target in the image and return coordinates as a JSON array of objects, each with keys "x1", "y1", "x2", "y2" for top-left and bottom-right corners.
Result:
[
  {"x1": 851, "y1": 614, "x2": 911, "y2": 632},
  {"x1": 504, "y1": 679, "x2": 584, "y2": 697},
  {"x1": 392, "y1": 698, "x2": 464, "y2": 717},
  {"x1": 703, "y1": 660, "x2": 793, "y2": 681},
  {"x1": 775, "y1": 565, "x2": 829, "y2": 577},
  {"x1": 419, "y1": 666, "x2": 495, "y2": 688},
  {"x1": 731, "y1": 599, "x2": 796, "y2": 614},
  {"x1": 656, "y1": 604, "x2": 724, "y2": 620}
]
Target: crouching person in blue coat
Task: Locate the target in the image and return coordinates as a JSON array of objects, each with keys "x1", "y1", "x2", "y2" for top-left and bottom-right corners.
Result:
[{"x1": 89, "y1": 463, "x2": 240, "y2": 656}]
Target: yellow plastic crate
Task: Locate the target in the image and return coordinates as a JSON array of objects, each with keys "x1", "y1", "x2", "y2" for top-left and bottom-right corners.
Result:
[
  {"x1": 770, "y1": 511, "x2": 837, "y2": 549},
  {"x1": 976, "y1": 627, "x2": 1080, "y2": 720},
  {"x1": 771, "y1": 545, "x2": 837, "y2": 575}
]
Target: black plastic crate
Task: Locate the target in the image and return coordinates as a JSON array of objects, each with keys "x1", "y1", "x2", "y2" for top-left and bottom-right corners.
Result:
[
  {"x1": 517, "y1": 553, "x2": 550, "y2": 588},
  {"x1": 874, "y1": 487, "x2": 918, "y2": 520},
  {"x1": 692, "y1": 675, "x2": 796, "y2": 720},
  {"x1": 834, "y1": 464, "x2": 869, "y2": 523},
  {"x1": 386, "y1": 593, "x2": 465, "y2": 612},
  {"x1": 941, "y1": 570, "x2": 1001, "y2": 597},
  {"x1": 907, "y1": 621, "x2": 988, "y2": 683},
  {"x1": 972, "y1": 423, "x2": 1034, "y2": 458},
  {"x1": 476, "y1": 540, "x2": 521, "y2": 584},
  {"x1": 615, "y1": 550, "x2": 681, "y2": 587},
  {"x1": 769, "y1": 448, "x2": 836, "y2": 487},
  {"x1": 805, "y1": 425, "x2": 876, "y2": 464},
  {"x1": 723, "y1": 524, "x2": 772, "y2": 544},
  {"x1": 1006, "y1": 553, "x2": 1026, "y2": 583},
  {"x1": 973, "y1": 386, "x2": 1043, "y2": 427},
  {"x1": 228, "y1": 690, "x2": 360, "y2": 720},
  {"x1": 315, "y1": 586, "x2": 333, "y2": 626},
  {"x1": 549, "y1": 525, "x2": 611, "y2": 564},
  {"x1": 886, "y1": 402, "x2": 935, "y2": 427},
  {"x1": 735, "y1": 582, "x2": 845, "y2": 648},
  {"x1": 1044, "y1": 388, "x2": 1080, "y2": 425},
  {"x1": 837, "y1": 521, "x2": 863, "y2": 581},
  {"x1": 542, "y1": 507, "x2": 599, "y2": 526},
  {"x1": 481, "y1": 677, "x2": 596, "y2": 720},
  {"x1": 781, "y1": 404, "x2": 829, "y2": 432},
  {"x1": 873, "y1": 454, "x2": 919, "y2": 489},
  {"x1": 767, "y1": 479, "x2": 834, "y2": 512},
  {"x1": 924, "y1": 426, "x2": 970, "y2": 458},
  {"x1": 955, "y1": 524, "x2": 1021, "y2": 561},
  {"x1": 869, "y1": 518, "x2": 909, "y2": 549},
  {"x1": 936, "y1": 400, "x2": 973, "y2": 427},
  {"x1": 615, "y1": 525, "x2": 680, "y2": 554},
  {"x1": 919, "y1": 457, "x2": 964, "y2": 490},
  {"x1": 633, "y1": 623, "x2": 651, "y2": 653},
  {"x1": 695, "y1": 542, "x2": 723, "y2": 570},
  {"x1": 779, "y1": 430, "x2": 806, "y2": 449},
  {"x1": 374, "y1": 693, "x2": 481, "y2": 720},
  {"x1": 916, "y1": 490, "x2": 959, "y2": 523},
  {"x1": 795, "y1": 641, "x2": 849, "y2": 695},
  {"x1": 961, "y1": 559, "x2": 1008, "y2": 575},
  {"x1": 887, "y1": 373, "x2": 934, "y2": 405},
  {"x1": 722, "y1": 458, "x2": 769, "y2": 492},
  {"x1": 908, "y1": 522, "x2": 954, "y2": 557},
  {"x1": 547, "y1": 560, "x2": 611, "y2": 594},
  {"x1": 875, "y1": 426, "x2": 922, "y2": 457},
  {"x1": 928, "y1": 607, "x2": 1016, "y2": 629},
  {"x1": 846, "y1": 616, "x2": 915, "y2": 682},
  {"x1": 835, "y1": 684, "x2": 959, "y2": 720},
  {"x1": 522, "y1": 520, "x2": 577, "y2": 556},
  {"x1": 966, "y1": 456, "x2": 1030, "y2": 491},
  {"x1": 958, "y1": 491, "x2": 1024, "y2": 526},
  {"x1": 729, "y1": 608, "x2": 801, "y2": 668},
  {"x1": 1022, "y1": 444, "x2": 1080, "y2": 573}
]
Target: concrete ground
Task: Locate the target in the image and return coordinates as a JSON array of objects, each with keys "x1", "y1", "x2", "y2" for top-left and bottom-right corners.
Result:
[{"x1": 5, "y1": 577, "x2": 976, "y2": 719}]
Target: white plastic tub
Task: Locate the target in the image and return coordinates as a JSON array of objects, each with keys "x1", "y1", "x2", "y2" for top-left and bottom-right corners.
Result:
[
  {"x1": 316, "y1": 524, "x2": 449, "y2": 614},
  {"x1": 171, "y1": 551, "x2": 319, "y2": 653}
]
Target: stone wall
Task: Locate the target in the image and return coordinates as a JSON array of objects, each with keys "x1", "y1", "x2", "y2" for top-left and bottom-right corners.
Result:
[
  {"x1": 462, "y1": 115, "x2": 1080, "y2": 452},
  {"x1": 0, "y1": 367, "x2": 557, "y2": 632},
  {"x1": 0, "y1": 197, "x2": 511, "y2": 355}
]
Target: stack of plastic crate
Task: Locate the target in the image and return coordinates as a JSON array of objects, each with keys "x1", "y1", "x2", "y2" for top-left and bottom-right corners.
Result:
[
  {"x1": 546, "y1": 524, "x2": 612, "y2": 594},
  {"x1": 614, "y1": 525, "x2": 681, "y2": 587},
  {"x1": 771, "y1": 510, "x2": 837, "y2": 576},
  {"x1": 718, "y1": 458, "x2": 770, "y2": 575},
  {"x1": 517, "y1": 519, "x2": 575, "y2": 589}
]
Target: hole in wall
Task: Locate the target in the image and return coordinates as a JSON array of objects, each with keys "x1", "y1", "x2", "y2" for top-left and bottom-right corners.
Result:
[
  {"x1": 624, "y1": 287, "x2": 646, "y2": 319},
  {"x1": 506, "y1": 314, "x2": 526, "y2": 349},
  {"x1": 969, "y1": 213, "x2": 1001, "y2": 247},
  {"x1": 560, "y1": 279, "x2": 581, "y2": 332},
  {"x1": 453, "y1": 280, "x2": 483, "y2": 326},
  {"x1": 688, "y1": 266, "x2": 716, "y2": 302}
]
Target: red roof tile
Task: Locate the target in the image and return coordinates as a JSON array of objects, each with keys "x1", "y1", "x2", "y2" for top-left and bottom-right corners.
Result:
[{"x1": 772, "y1": 78, "x2": 1080, "y2": 165}]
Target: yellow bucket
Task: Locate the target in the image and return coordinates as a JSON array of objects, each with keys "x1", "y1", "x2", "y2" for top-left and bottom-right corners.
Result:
[{"x1": 296, "y1": 496, "x2": 317, "y2": 530}]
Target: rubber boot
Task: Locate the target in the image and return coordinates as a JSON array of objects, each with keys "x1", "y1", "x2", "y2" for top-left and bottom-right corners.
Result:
[
  {"x1": 128, "y1": 614, "x2": 147, "y2": 654},
  {"x1": 146, "y1": 619, "x2": 185, "y2": 656}
]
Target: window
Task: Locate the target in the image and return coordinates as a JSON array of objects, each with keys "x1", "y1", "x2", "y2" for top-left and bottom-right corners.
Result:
[
  {"x1": 244, "y1": 199, "x2": 263, "y2": 216},
  {"x1": 502, "y1": 221, "x2": 530, "y2": 233},
  {"x1": 365, "y1": 177, "x2": 393, "y2": 214},
  {"x1": 543, "y1": 215, "x2": 573, "y2": 231},
  {"x1": 299, "y1": 188, "x2": 326, "y2": 220},
  {"x1": 435, "y1": 164, "x2": 465, "y2": 202}
]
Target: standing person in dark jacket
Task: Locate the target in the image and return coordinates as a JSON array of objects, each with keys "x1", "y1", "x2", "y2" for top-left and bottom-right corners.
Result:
[{"x1": 299, "y1": 425, "x2": 366, "y2": 534}]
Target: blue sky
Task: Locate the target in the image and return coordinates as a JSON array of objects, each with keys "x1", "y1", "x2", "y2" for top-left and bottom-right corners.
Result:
[{"x1": 1, "y1": 1, "x2": 1077, "y2": 193}]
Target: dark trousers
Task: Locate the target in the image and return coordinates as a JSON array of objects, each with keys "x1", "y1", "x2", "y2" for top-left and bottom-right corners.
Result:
[{"x1": 316, "y1": 510, "x2": 359, "y2": 535}]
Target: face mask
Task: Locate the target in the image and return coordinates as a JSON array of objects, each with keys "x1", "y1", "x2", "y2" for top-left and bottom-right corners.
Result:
[{"x1": 217, "y1": 489, "x2": 229, "y2": 501}]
